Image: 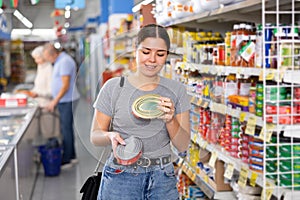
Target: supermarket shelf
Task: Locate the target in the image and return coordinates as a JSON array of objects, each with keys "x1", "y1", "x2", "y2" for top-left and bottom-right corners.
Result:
[
  {"x1": 189, "y1": 92, "x2": 264, "y2": 127},
  {"x1": 115, "y1": 48, "x2": 135, "y2": 58},
  {"x1": 178, "y1": 62, "x2": 262, "y2": 77},
  {"x1": 112, "y1": 29, "x2": 138, "y2": 41},
  {"x1": 161, "y1": 0, "x2": 300, "y2": 28},
  {"x1": 282, "y1": 125, "x2": 300, "y2": 138},
  {"x1": 179, "y1": 159, "x2": 235, "y2": 199},
  {"x1": 192, "y1": 132, "x2": 300, "y2": 199},
  {"x1": 177, "y1": 62, "x2": 298, "y2": 83},
  {"x1": 162, "y1": 0, "x2": 263, "y2": 27},
  {"x1": 284, "y1": 70, "x2": 300, "y2": 84}
]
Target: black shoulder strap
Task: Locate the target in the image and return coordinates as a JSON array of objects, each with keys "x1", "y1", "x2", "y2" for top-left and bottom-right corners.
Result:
[
  {"x1": 119, "y1": 76, "x2": 124, "y2": 87},
  {"x1": 112, "y1": 76, "x2": 124, "y2": 115}
]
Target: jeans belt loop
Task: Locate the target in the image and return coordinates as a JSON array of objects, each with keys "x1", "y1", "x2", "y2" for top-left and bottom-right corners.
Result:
[{"x1": 159, "y1": 157, "x2": 165, "y2": 169}]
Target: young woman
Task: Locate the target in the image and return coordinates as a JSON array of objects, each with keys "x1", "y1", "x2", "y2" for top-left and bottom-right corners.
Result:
[{"x1": 90, "y1": 24, "x2": 191, "y2": 200}]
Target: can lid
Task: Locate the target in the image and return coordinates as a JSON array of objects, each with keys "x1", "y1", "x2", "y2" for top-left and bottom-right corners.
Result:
[
  {"x1": 132, "y1": 94, "x2": 164, "y2": 119},
  {"x1": 116, "y1": 136, "x2": 143, "y2": 161}
]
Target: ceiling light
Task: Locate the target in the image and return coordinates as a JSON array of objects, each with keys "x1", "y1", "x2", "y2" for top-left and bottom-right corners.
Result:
[
  {"x1": 54, "y1": 42, "x2": 61, "y2": 49},
  {"x1": 64, "y1": 22, "x2": 70, "y2": 28},
  {"x1": 13, "y1": 10, "x2": 33, "y2": 29},
  {"x1": 65, "y1": 10, "x2": 71, "y2": 19}
]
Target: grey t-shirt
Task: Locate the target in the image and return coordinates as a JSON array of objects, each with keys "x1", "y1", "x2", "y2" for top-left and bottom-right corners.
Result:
[{"x1": 93, "y1": 76, "x2": 191, "y2": 157}]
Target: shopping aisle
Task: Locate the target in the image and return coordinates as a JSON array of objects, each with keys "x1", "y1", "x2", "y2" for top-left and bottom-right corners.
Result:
[{"x1": 31, "y1": 98, "x2": 103, "y2": 200}]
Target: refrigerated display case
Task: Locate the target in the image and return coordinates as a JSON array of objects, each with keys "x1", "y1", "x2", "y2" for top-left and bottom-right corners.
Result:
[{"x1": 0, "y1": 106, "x2": 38, "y2": 200}]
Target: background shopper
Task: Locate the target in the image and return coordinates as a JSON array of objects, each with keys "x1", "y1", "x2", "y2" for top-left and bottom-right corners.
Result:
[
  {"x1": 18, "y1": 45, "x2": 53, "y2": 107},
  {"x1": 90, "y1": 24, "x2": 191, "y2": 199},
  {"x1": 43, "y1": 43, "x2": 80, "y2": 168}
]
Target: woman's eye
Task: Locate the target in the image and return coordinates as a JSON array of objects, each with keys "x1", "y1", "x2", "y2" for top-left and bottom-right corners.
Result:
[
  {"x1": 142, "y1": 51, "x2": 150, "y2": 55},
  {"x1": 157, "y1": 53, "x2": 166, "y2": 57}
]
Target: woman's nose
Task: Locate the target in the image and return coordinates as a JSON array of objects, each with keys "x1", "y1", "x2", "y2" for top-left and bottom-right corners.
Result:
[{"x1": 148, "y1": 52, "x2": 156, "y2": 62}]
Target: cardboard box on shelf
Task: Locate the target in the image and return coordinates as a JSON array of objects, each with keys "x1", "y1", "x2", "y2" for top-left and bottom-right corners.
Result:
[
  {"x1": 196, "y1": 147, "x2": 232, "y2": 191},
  {"x1": 199, "y1": 159, "x2": 232, "y2": 191}
]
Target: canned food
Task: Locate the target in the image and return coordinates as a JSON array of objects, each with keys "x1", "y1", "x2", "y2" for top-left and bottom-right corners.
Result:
[
  {"x1": 256, "y1": 100, "x2": 263, "y2": 109},
  {"x1": 256, "y1": 107, "x2": 263, "y2": 117},
  {"x1": 266, "y1": 92, "x2": 287, "y2": 101},
  {"x1": 256, "y1": 92, "x2": 264, "y2": 101},
  {"x1": 266, "y1": 87, "x2": 287, "y2": 94},
  {"x1": 256, "y1": 84, "x2": 264, "y2": 93}
]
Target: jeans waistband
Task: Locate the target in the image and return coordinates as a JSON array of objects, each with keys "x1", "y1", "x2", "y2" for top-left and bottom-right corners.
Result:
[{"x1": 113, "y1": 154, "x2": 172, "y2": 168}]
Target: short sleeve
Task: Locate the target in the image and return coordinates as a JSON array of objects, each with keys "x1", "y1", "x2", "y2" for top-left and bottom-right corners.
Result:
[
  {"x1": 59, "y1": 59, "x2": 73, "y2": 76},
  {"x1": 93, "y1": 77, "x2": 120, "y2": 117},
  {"x1": 175, "y1": 83, "x2": 191, "y2": 114}
]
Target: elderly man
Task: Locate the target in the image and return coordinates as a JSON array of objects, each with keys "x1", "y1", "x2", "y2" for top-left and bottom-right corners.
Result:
[{"x1": 43, "y1": 43, "x2": 80, "y2": 169}]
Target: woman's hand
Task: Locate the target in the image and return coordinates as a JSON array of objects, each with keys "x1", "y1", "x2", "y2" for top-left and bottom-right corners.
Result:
[
  {"x1": 107, "y1": 132, "x2": 126, "y2": 158},
  {"x1": 158, "y1": 97, "x2": 175, "y2": 123}
]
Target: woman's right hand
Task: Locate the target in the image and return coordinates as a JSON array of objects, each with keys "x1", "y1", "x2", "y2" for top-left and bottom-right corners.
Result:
[{"x1": 107, "y1": 132, "x2": 126, "y2": 158}]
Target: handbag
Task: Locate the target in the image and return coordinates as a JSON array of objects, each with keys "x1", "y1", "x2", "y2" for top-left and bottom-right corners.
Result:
[
  {"x1": 79, "y1": 147, "x2": 108, "y2": 200},
  {"x1": 80, "y1": 76, "x2": 125, "y2": 200}
]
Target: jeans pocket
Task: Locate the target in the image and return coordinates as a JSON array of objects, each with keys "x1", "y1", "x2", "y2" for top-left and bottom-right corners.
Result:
[
  {"x1": 104, "y1": 166, "x2": 125, "y2": 176},
  {"x1": 163, "y1": 164, "x2": 176, "y2": 178}
]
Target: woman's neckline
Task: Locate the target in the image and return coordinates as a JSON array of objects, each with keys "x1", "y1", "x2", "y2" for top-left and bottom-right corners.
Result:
[{"x1": 127, "y1": 75, "x2": 162, "y2": 92}]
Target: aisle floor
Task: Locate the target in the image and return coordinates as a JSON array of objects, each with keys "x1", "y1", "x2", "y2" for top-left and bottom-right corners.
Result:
[{"x1": 31, "y1": 98, "x2": 103, "y2": 200}]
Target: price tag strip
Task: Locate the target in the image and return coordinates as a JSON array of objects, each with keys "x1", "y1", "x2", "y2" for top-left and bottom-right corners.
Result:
[
  {"x1": 238, "y1": 167, "x2": 249, "y2": 188},
  {"x1": 224, "y1": 163, "x2": 235, "y2": 180},
  {"x1": 245, "y1": 116, "x2": 257, "y2": 135},
  {"x1": 259, "y1": 123, "x2": 275, "y2": 142},
  {"x1": 208, "y1": 152, "x2": 218, "y2": 167}
]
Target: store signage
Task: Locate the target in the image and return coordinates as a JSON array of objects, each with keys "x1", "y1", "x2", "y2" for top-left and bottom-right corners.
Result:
[{"x1": 55, "y1": 0, "x2": 85, "y2": 9}]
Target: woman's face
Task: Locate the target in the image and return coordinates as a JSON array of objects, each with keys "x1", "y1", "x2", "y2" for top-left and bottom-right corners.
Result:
[
  {"x1": 136, "y1": 37, "x2": 168, "y2": 77},
  {"x1": 33, "y1": 55, "x2": 44, "y2": 65}
]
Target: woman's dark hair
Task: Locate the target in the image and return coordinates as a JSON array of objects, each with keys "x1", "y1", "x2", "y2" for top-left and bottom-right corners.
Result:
[{"x1": 136, "y1": 24, "x2": 170, "y2": 51}]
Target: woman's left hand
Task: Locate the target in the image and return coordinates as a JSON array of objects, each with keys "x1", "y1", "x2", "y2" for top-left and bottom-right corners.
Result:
[{"x1": 158, "y1": 97, "x2": 175, "y2": 123}]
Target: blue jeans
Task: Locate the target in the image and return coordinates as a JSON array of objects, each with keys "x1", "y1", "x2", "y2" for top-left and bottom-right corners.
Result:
[
  {"x1": 57, "y1": 99, "x2": 78, "y2": 163},
  {"x1": 97, "y1": 156, "x2": 179, "y2": 200}
]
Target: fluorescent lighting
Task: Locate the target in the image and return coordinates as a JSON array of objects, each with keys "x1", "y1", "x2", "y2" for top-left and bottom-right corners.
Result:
[
  {"x1": 13, "y1": 10, "x2": 33, "y2": 29},
  {"x1": 54, "y1": 42, "x2": 61, "y2": 49},
  {"x1": 13, "y1": 10, "x2": 23, "y2": 19},
  {"x1": 11, "y1": 29, "x2": 32, "y2": 35},
  {"x1": 132, "y1": 0, "x2": 153, "y2": 13},
  {"x1": 64, "y1": 22, "x2": 70, "y2": 28},
  {"x1": 11, "y1": 29, "x2": 57, "y2": 41},
  {"x1": 65, "y1": 5, "x2": 71, "y2": 19},
  {"x1": 65, "y1": 10, "x2": 71, "y2": 19}
]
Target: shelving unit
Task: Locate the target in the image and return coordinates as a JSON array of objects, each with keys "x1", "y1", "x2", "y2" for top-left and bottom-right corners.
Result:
[
  {"x1": 108, "y1": 0, "x2": 300, "y2": 199},
  {"x1": 10, "y1": 40, "x2": 25, "y2": 84},
  {"x1": 156, "y1": 0, "x2": 300, "y2": 199}
]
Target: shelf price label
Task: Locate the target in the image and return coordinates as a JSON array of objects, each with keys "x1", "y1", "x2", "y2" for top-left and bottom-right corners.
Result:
[
  {"x1": 208, "y1": 152, "x2": 218, "y2": 167},
  {"x1": 203, "y1": 174, "x2": 209, "y2": 183},
  {"x1": 196, "y1": 98, "x2": 203, "y2": 106},
  {"x1": 238, "y1": 167, "x2": 249, "y2": 188},
  {"x1": 266, "y1": 70, "x2": 275, "y2": 80},
  {"x1": 239, "y1": 112, "x2": 246, "y2": 122},
  {"x1": 182, "y1": 163, "x2": 187, "y2": 172},
  {"x1": 191, "y1": 172, "x2": 196, "y2": 182},
  {"x1": 192, "y1": 133, "x2": 197, "y2": 144},
  {"x1": 190, "y1": 96, "x2": 197, "y2": 104},
  {"x1": 203, "y1": 66, "x2": 210, "y2": 73},
  {"x1": 261, "y1": 182, "x2": 274, "y2": 200},
  {"x1": 177, "y1": 158, "x2": 184, "y2": 167},
  {"x1": 250, "y1": 171, "x2": 258, "y2": 187},
  {"x1": 259, "y1": 123, "x2": 275, "y2": 142},
  {"x1": 245, "y1": 116, "x2": 257, "y2": 135},
  {"x1": 224, "y1": 163, "x2": 234, "y2": 180},
  {"x1": 202, "y1": 141, "x2": 208, "y2": 149},
  {"x1": 186, "y1": 167, "x2": 193, "y2": 178}
]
